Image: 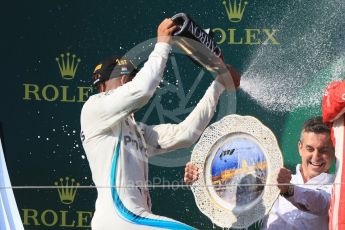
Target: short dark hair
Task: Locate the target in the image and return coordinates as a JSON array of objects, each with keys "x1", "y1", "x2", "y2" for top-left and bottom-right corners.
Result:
[{"x1": 300, "y1": 116, "x2": 330, "y2": 141}]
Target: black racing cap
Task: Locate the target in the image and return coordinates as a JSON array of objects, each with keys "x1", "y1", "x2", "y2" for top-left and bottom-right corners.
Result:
[{"x1": 92, "y1": 56, "x2": 138, "y2": 86}]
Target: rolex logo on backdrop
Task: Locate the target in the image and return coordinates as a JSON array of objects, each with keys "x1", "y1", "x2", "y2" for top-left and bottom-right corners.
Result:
[
  {"x1": 56, "y1": 53, "x2": 81, "y2": 80},
  {"x1": 222, "y1": 0, "x2": 248, "y2": 23},
  {"x1": 23, "y1": 51, "x2": 93, "y2": 103},
  {"x1": 21, "y1": 176, "x2": 93, "y2": 228},
  {"x1": 213, "y1": 0, "x2": 280, "y2": 45},
  {"x1": 55, "y1": 177, "x2": 80, "y2": 204}
]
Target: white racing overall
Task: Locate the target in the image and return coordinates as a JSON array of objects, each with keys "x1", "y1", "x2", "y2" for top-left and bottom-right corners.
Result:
[{"x1": 81, "y1": 43, "x2": 224, "y2": 229}]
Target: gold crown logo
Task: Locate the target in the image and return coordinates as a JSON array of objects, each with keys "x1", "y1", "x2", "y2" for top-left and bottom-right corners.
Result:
[
  {"x1": 55, "y1": 177, "x2": 80, "y2": 204},
  {"x1": 222, "y1": 0, "x2": 248, "y2": 23},
  {"x1": 55, "y1": 52, "x2": 81, "y2": 80}
]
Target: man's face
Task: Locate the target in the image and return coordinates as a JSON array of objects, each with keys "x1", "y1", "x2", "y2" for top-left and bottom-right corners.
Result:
[{"x1": 298, "y1": 131, "x2": 334, "y2": 182}]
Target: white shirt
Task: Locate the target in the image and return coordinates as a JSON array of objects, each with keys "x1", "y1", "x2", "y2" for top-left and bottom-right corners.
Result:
[{"x1": 263, "y1": 164, "x2": 334, "y2": 230}]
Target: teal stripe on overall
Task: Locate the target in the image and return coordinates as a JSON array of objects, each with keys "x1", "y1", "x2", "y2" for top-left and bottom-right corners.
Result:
[{"x1": 110, "y1": 129, "x2": 195, "y2": 230}]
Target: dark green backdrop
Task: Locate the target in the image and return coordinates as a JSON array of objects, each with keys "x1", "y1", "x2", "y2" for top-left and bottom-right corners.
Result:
[{"x1": 1, "y1": 0, "x2": 345, "y2": 229}]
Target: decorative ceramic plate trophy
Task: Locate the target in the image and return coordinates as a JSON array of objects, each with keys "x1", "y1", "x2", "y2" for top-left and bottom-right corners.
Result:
[{"x1": 191, "y1": 115, "x2": 283, "y2": 228}]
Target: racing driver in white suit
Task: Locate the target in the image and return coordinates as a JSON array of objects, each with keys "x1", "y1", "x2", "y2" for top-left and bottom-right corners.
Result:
[{"x1": 80, "y1": 18, "x2": 240, "y2": 230}]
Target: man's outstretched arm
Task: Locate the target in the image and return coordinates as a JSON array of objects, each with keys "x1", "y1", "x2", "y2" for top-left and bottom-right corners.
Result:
[
  {"x1": 141, "y1": 65, "x2": 240, "y2": 156},
  {"x1": 81, "y1": 19, "x2": 176, "y2": 136}
]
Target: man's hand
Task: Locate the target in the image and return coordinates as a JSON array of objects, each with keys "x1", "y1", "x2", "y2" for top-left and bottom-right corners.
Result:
[
  {"x1": 216, "y1": 64, "x2": 241, "y2": 90},
  {"x1": 277, "y1": 167, "x2": 292, "y2": 194},
  {"x1": 184, "y1": 162, "x2": 199, "y2": 184},
  {"x1": 157, "y1": 18, "x2": 177, "y2": 44}
]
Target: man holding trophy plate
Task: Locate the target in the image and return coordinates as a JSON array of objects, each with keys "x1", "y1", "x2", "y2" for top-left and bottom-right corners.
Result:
[{"x1": 185, "y1": 116, "x2": 334, "y2": 229}]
